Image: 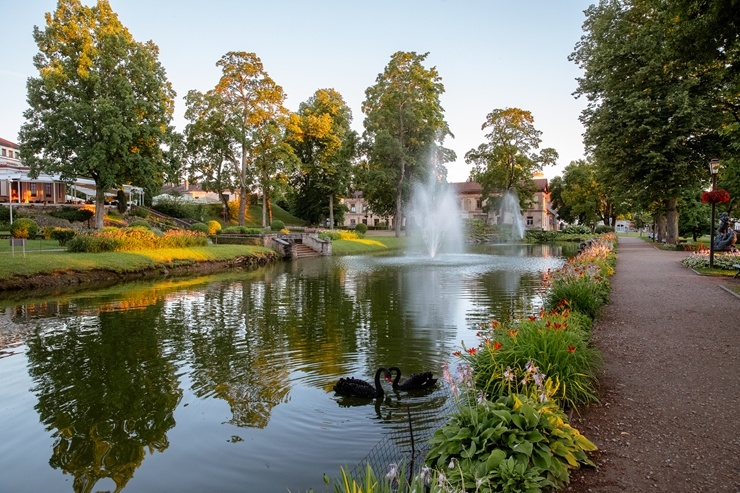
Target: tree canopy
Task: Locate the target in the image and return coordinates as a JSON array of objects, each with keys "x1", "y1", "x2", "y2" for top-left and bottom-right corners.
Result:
[
  {"x1": 465, "y1": 108, "x2": 558, "y2": 216},
  {"x1": 19, "y1": 0, "x2": 176, "y2": 228},
  {"x1": 571, "y1": 0, "x2": 739, "y2": 243},
  {"x1": 361, "y1": 51, "x2": 455, "y2": 236},
  {"x1": 286, "y1": 88, "x2": 356, "y2": 227}
]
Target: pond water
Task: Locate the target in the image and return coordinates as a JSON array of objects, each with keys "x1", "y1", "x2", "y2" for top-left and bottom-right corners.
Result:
[{"x1": 0, "y1": 243, "x2": 572, "y2": 493}]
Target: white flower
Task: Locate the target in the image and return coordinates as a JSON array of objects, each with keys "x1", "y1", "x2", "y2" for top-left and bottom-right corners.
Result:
[
  {"x1": 539, "y1": 390, "x2": 548, "y2": 403},
  {"x1": 437, "y1": 472, "x2": 447, "y2": 486},
  {"x1": 477, "y1": 391, "x2": 487, "y2": 404},
  {"x1": 420, "y1": 466, "x2": 432, "y2": 485},
  {"x1": 533, "y1": 370, "x2": 546, "y2": 387},
  {"x1": 386, "y1": 462, "x2": 398, "y2": 480},
  {"x1": 448, "y1": 457, "x2": 456, "y2": 469},
  {"x1": 503, "y1": 366, "x2": 515, "y2": 382}
]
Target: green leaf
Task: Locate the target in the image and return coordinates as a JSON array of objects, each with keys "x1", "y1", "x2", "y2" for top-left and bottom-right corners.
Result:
[{"x1": 485, "y1": 449, "x2": 507, "y2": 469}]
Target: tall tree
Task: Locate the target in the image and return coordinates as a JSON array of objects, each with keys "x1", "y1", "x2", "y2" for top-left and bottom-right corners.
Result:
[
  {"x1": 286, "y1": 88, "x2": 356, "y2": 227},
  {"x1": 183, "y1": 90, "x2": 237, "y2": 218},
  {"x1": 362, "y1": 51, "x2": 455, "y2": 236},
  {"x1": 571, "y1": 0, "x2": 737, "y2": 244},
  {"x1": 465, "y1": 108, "x2": 558, "y2": 218},
  {"x1": 213, "y1": 51, "x2": 291, "y2": 227},
  {"x1": 19, "y1": 0, "x2": 176, "y2": 228}
]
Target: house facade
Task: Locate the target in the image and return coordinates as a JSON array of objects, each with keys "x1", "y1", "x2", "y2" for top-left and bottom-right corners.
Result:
[
  {"x1": 0, "y1": 138, "x2": 68, "y2": 205},
  {"x1": 340, "y1": 174, "x2": 558, "y2": 231}
]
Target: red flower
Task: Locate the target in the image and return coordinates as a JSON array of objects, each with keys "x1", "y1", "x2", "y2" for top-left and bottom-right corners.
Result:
[
  {"x1": 528, "y1": 315, "x2": 537, "y2": 321},
  {"x1": 568, "y1": 345, "x2": 576, "y2": 353},
  {"x1": 490, "y1": 320, "x2": 499, "y2": 329},
  {"x1": 701, "y1": 189, "x2": 731, "y2": 204},
  {"x1": 467, "y1": 347, "x2": 477, "y2": 355},
  {"x1": 493, "y1": 341, "x2": 502, "y2": 350},
  {"x1": 508, "y1": 329, "x2": 518, "y2": 337},
  {"x1": 452, "y1": 350, "x2": 461, "y2": 357}
]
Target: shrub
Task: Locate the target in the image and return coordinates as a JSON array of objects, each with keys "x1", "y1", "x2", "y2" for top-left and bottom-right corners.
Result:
[
  {"x1": 682, "y1": 250, "x2": 740, "y2": 270},
  {"x1": 49, "y1": 206, "x2": 94, "y2": 223},
  {"x1": 0, "y1": 205, "x2": 10, "y2": 222},
  {"x1": 594, "y1": 224, "x2": 614, "y2": 234},
  {"x1": 221, "y1": 226, "x2": 264, "y2": 234},
  {"x1": 461, "y1": 310, "x2": 601, "y2": 410},
  {"x1": 561, "y1": 224, "x2": 592, "y2": 235},
  {"x1": 130, "y1": 206, "x2": 149, "y2": 218},
  {"x1": 10, "y1": 218, "x2": 39, "y2": 239},
  {"x1": 190, "y1": 222, "x2": 209, "y2": 233},
  {"x1": 355, "y1": 223, "x2": 368, "y2": 234},
  {"x1": 128, "y1": 220, "x2": 151, "y2": 229},
  {"x1": 116, "y1": 189, "x2": 128, "y2": 214},
  {"x1": 426, "y1": 389, "x2": 596, "y2": 491},
  {"x1": 270, "y1": 219, "x2": 285, "y2": 231},
  {"x1": 152, "y1": 196, "x2": 191, "y2": 218},
  {"x1": 66, "y1": 227, "x2": 207, "y2": 252},
  {"x1": 50, "y1": 227, "x2": 77, "y2": 246},
  {"x1": 207, "y1": 220, "x2": 222, "y2": 235}
]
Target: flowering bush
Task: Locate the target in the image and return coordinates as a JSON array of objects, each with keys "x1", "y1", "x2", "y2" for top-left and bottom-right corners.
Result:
[
  {"x1": 10, "y1": 218, "x2": 39, "y2": 239},
  {"x1": 682, "y1": 250, "x2": 740, "y2": 270},
  {"x1": 457, "y1": 309, "x2": 600, "y2": 411},
  {"x1": 701, "y1": 189, "x2": 730, "y2": 204},
  {"x1": 66, "y1": 227, "x2": 207, "y2": 252},
  {"x1": 426, "y1": 364, "x2": 596, "y2": 492}
]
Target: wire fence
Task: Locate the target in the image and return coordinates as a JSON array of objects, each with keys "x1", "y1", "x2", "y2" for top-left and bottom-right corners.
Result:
[{"x1": 349, "y1": 384, "x2": 458, "y2": 482}]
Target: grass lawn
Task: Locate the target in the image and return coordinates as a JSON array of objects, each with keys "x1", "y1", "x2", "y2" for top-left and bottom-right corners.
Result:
[
  {"x1": 0, "y1": 244, "x2": 275, "y2": 280},
  {"x1": 331, "y1": 235, "x2": 407, "y2": 255}
]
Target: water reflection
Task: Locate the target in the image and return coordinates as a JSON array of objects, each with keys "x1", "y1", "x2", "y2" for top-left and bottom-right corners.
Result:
[
  {"x1": 0, "y1": 244, "x2": 567, "y2": 493},
  {"x1": 26, "y1": 305, "x2": 182, "y2": 493}
]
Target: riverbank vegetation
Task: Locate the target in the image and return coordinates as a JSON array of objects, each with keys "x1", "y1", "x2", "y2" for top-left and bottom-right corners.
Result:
[{"x1": 314, "y1": 234, "x2": 616, "y2": 493}]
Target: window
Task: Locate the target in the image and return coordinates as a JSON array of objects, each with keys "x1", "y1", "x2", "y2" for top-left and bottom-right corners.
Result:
[
  {"x1": 15, "y1": 151, "x2": 20, "y2": 159},
  {"x1": 30, "y1": 183, "x2": 37, "y2": 194},
  {"x1": 351, "y1": 204, "x2": 356, "y2": 212},
  {"x1": 1, "y1": 149, "x2": 5, "y2": 156},
  {"x1": 526, "y1": 216, "x2": 534, "y2": 226},
  {"x1": 45, "y1": 183, "x2": 52, "y2": 196}
]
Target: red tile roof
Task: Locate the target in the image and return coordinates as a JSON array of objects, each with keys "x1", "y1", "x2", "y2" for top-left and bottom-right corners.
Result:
[{"x1": 0, "y1": 137, "x2": 19, "y2": 149}]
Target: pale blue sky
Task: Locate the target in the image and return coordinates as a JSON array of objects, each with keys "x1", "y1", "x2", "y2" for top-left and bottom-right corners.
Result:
[{"x1": 1, "y1": 1, "x2": 593, "y2": 182}]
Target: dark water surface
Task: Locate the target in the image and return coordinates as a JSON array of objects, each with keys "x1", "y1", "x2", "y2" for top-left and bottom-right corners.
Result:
[{"x1": 0, "y1": 244, "x2": 569, "y2": 493}]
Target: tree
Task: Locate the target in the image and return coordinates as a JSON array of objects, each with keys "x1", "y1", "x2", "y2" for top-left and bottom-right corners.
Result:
[
  {"x1": 212, "y1": 51, "x2": 291, "y2": 227},
  {"x1": 362, "y1": 51, "x2": 455, "y2": 237},
  {"x1": 550, "y1": 159, "x2": 627, "y2": 228},
  {"x1": 571, "y1": 0, "x2": 737, "y2": 244},
  {"x1": 465, "y1": 108, "x2": 558, "y2": 219},
  {"x1": 286, "y1": 88, "x2": 356, "y2": 227},
  {"x1": 184, "y1": 90, "x2": 238, "y2": 219},
  {"x1": 19, "y1": 0, "x2": 175, "y2": 229}
]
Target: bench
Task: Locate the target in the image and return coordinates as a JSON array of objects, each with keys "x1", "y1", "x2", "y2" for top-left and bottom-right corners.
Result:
[{"x1": 733, "y1": 264, "x2": 740, "y2": 279}]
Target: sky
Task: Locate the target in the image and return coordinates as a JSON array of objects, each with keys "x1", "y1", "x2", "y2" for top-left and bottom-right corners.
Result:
[{"x1": 0, "y1": 0, "x2": 593, "y2": 183}]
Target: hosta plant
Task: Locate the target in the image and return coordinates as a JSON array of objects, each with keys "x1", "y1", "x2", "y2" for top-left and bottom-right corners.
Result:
[{"x1": 425, "y1": 393, "x2": 596, "y2": 492}]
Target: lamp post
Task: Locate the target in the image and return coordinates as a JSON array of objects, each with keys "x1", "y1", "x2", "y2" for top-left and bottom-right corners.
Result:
[{"x1": 709, "y1": 158, "x2": 720, "y2": 268}]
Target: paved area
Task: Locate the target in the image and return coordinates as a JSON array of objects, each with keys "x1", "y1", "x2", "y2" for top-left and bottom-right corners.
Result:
[{"x1": 565, "y1": 235, "x2": 740, "y2": 492}]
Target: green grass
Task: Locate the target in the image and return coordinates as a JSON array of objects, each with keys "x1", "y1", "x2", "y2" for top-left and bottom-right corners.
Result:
[
  {"x1": 0, "y1": 237, "x2": 64, "y2": 253},
  {"x1": 241, "y1": 204, "x2": 305, "y2": 228},
  {"x1": 0, "y1": 244, "x2": 275, "y2": 280},
  {"x1": 330, "y1": 236, "x2": 407, "y2": 255}
]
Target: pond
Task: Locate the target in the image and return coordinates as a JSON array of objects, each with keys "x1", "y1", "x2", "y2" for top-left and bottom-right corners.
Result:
[{"x1": 0, "y1": 243, "x2": 572, "y2": 493}]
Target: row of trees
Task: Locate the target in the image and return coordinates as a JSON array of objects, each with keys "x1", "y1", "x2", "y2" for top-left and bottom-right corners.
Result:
[
  {"x1": 19, "y1": 0, "x2": 557, "y2": 232},
  {"x1": 564, "y1": 0, "x2": 739, "y2": 243}
]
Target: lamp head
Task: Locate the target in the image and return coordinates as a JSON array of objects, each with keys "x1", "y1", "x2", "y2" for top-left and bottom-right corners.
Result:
[{"x1": 710, "y1": 158, "x2": 720, "y2": 175}]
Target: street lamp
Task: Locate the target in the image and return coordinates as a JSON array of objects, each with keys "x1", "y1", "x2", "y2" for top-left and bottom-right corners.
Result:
[{"x1": 709, "y1": 158, "x2": 720, "y2": 268}]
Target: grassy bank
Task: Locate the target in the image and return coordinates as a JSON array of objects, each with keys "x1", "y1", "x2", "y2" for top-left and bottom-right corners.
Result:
[
  {"x1": 330, "y1": 235, "x2": 407, "y2": 255},
  {"x1": 0, "y1": 244, "x2": 276, "y2": 280}
]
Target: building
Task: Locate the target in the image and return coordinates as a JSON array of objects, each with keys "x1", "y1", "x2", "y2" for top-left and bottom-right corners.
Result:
[
  {"x1": 0, "y1": 137, "x2": 143, "y2": 207},
  {"x1": 340, "y1": 174, "x2": 558, "y2": 231}
]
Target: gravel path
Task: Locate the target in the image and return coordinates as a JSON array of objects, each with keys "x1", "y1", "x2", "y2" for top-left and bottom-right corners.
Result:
[{"x1": 564, "y1": 236, "x2": 740, "y2": 493}]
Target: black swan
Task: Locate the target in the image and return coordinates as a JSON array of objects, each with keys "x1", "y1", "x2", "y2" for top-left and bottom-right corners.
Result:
[
  {"x1": 388, "y1": 367, "x2": 437, "y2": 391},
  {"x1": 333, "y1": 367, "x2": 391, "y2": 398}
]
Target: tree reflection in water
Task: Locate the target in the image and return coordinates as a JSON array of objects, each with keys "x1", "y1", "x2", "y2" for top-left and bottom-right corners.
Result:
[{"x1": 26, "y1": 304, "x2": 181, "y2": 493}]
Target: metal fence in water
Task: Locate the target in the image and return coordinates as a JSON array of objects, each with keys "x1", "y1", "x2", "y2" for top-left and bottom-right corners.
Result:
[{"x1": 350, "y1": 385, "x2": 458, "y2": 482}]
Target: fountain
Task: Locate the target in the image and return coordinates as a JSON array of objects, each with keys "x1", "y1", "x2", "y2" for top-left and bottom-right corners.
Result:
[
  {"x1": 499, "y1": 190, "x2": 525, "y2": 241},
  {"x1": 406, "y1": 175, "x2": 465, "y2": 258}
]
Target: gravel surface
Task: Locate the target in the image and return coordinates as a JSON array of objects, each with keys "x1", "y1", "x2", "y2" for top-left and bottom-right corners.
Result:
[{"x1": 563, "y1": 236, "x2": 740, "y2": 492}]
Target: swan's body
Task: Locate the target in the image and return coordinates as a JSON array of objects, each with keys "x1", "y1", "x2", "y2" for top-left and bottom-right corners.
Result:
[
  {"x1": 388, "y1": 367, "x2": 437, "y2": 391},
  {"x1": 334, "y1": 367, "x2": 391, "y2": 398}
]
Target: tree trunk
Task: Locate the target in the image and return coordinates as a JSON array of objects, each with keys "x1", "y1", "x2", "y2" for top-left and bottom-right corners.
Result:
[
  {"x1": 238, "y1": 143, "x2": 248, "y2": 226},
  {"x1": 262, "y1": 193, "x2": 268, "y2": 228},
  {"x1": 94, "y1": 184, "x2": 106, "y2": 229},
  {"x1": 329, "y1": 194, "x2": 334, "y2": 229},
  {"x1": 394, "y1": 170, "x2": 404, "y2": 237},
  {"x1": 665, "y1": 197, "x2": 679, "y2": 245},
  {"x1": 655, "y1": 214, "x2": 667, "y2": 242}
]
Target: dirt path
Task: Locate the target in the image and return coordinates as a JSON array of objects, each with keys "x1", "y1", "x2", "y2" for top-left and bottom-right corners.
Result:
[{"x1": 564, "y1": 236, "x2": 740, "y2": 493}]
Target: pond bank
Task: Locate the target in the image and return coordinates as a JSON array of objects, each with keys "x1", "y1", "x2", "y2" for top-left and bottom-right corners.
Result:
[{"x1": 0, "y1": 247, "x2": 280, "y2": 293}]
